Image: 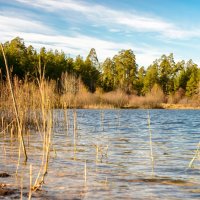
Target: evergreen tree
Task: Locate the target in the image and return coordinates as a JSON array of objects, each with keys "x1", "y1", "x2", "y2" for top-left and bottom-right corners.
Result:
[
  {"x1": 157, "y1": 54, "x2": 175, "y2": 94},
  {"x1": 86, "y1": 48, "x2": 101, "y2": 72},
  {"x1": 135, "y1": 66, "x2": 145, "y2": 95},
  {"x1": 84, "y1": 55, "x2": 100, "y2": 92},
  {"x1": 113, "y1": 49, "x2": 137, "y2": 94},
  {"x1": 4, "y1": 37, "x2": 28, "y2": 78},
  {"x1": 173, "y1": 60, "x2": 186, "y2": 91},
  {"x1": 143, "y1": 63, "x2": 158, "y2": 94},
  {"x1": 185, "y1": 61, "x2": 199, "y2": 96},
  {"x1": 101, "y1": 58, "x2": 116, "y2": 91}
]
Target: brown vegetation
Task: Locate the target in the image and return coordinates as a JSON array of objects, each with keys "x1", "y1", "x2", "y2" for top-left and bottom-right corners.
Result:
[{"x1": 1, "y1": 75, "x2": 200, "y2": 111}]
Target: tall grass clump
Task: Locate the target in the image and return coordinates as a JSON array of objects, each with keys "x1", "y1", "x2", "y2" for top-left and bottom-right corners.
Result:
[
  {"x1": 0, "y1": 45, "x2": 56, "y2": 193},
  {"x1": 129, "y1": 84, "x2": 165, "y2": 108},
  {"x1": 100, "y1": 89, "x2": 129, "y2": 108},
  {"x1": 30, "y1": 60, "x2": 55, "y2": 191},
  {"x1": 167, "y1": 88, "x2": 185, "y2": 104},
  {"x1": 60, "y1": 72, "x2": 100, "y2": 108},
  {"x1": 0, "y1": 43, "x2": 27, "y2": 161}
]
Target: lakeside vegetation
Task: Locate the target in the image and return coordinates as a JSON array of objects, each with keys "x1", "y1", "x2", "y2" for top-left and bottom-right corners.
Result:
[{"x1": 0, "y1": 37, "x2": 200, "y2": 109}]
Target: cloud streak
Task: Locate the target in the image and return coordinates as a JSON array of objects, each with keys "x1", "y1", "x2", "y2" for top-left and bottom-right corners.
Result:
[
  {"x1": 0, "y1": 11, "x2": 52, "y2": 35},
  {"x1": 15, "y1": 0, "x2": 200, "y2": 40},
  {"x1": 0, "y1": 12, "x2": 161, "y2": 66},
  {"x1": 3, "y1": 1, "x2": 197, "y2": 66}
]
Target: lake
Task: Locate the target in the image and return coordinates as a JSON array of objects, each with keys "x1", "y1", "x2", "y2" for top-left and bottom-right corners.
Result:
[{"x1": 1, "y1": 109, "x2": 200, "y2": 199}]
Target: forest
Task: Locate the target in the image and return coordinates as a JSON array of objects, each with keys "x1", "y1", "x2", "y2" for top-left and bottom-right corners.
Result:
[{"x1": 0, "y1": 37, "x2": 200, "y2": 108}]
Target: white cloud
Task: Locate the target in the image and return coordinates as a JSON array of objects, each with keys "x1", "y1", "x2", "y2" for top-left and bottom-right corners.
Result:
[
  {"x1": 15, "y1": 0, "x2": 200, "y2": 40},
  {"x1": 9, "y1": 32, "x2": 132, "y2": 59},
  {"x1": 0, "y1": 12, "x2": 52, "y2": 35},
  {"x1": 109, "y1": 29, "x2": 121, "y2": 33},
  {"x1": 2, "y1": 0, "x2": 198, "y2": 67},
  {"x1": 0, "y1": 6, "x2": 161, "y2": 66},
  {"x1": 0, "y1": 14, "x2": 158, "y2": 67},
  {"x1": 25, "y1": 33, "x2": 160, "y2": 66}
]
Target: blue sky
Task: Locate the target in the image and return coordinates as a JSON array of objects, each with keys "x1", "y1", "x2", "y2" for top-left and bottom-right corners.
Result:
[{"x1": 0, "y1": 0, "x2": 200, "y2": 67}]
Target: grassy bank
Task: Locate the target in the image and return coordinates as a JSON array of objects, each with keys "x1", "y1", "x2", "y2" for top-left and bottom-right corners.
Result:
[{"x1": 1, "y1": 77, "x2": 200, "y2": 110}]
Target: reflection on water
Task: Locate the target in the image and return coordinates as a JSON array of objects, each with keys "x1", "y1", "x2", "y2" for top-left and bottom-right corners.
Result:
[{"x1": 1, "y1": 109, "x2": 200, "y2": 199}]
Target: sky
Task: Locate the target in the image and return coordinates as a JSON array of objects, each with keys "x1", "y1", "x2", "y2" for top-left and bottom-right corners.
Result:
[{"x1": 0, "y1": 0, "x2": 200, "y2": 67}]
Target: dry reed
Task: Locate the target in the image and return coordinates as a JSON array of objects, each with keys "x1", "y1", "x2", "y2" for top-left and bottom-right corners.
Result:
[
  {"x1": 147, "y1": 110, "x2": 154, "y2": 174},
  {"x1": 0, "y1": 43, "x2": 27, "y2": 162},
  {"x1": 189, "y1": 142, "x2": 200, "y2": 168}
]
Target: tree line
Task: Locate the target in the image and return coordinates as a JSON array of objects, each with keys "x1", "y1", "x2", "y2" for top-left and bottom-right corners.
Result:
[{"x1": 0, "y1": 37, "x2": 200, "y2": 98}]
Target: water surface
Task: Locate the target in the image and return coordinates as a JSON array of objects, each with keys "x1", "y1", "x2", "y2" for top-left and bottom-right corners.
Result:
[{"x1": 1, "y1": 109, "x2": 200, "y2": 199}]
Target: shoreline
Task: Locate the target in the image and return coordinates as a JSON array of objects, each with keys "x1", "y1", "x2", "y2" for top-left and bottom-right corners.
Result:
[
  {"x1": 160, "y1": 103, "x2": 200, "y2": 110},
  {"x1": 72, "y1": 103, "x2": 200, "y2": 110}
]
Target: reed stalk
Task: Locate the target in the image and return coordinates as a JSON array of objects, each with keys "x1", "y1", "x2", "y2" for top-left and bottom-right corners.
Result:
[
  {"x1": 84, "y1": 160, "x2": 87, "y2": 186},
  {"x1": 0, "y1": 43, "x2": 27, "y2": 162},
  {"x1": 100, "y1": 110, "x2": 104, "y2": 131},
  {"x1": 73, "y1": 109, "x2": 77, "y2": 158},
  {"x1": 31, "y1": 58, "x2": 53, "y2": 191},
  {"x1": 63, "y1": 103, "x2": 69, "y2": 136},
  {"x1": 43, "y1": 109, "x2": 53, "y2": 176},
  {"x1": 189, "y1": 142, "x2": 200, "y2": 168},
  {"x1": 95, "y1": 143, "x2": 99, "y2": 164},
  {"x1": 28, "y1": 164, "x2": 32, "y2": 200},
  {"x1": 20, "y1": 176, "x2": 23, "y2": 200},
  {"x1": 147, "y1": 110, "x2": 154, "y2": 174},
  {"x1": 15, "y1": 137, "x2": 22, "y2": 176}
]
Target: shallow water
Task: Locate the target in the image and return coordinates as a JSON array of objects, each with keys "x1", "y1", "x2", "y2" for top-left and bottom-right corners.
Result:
[{"x1": 1, "y1": 109, "x2": 200, "y2": 199}]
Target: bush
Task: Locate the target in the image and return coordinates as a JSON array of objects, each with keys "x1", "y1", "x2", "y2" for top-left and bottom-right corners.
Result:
[{"x1": 101, "y1": 89, "x2": 129, "y2": 108}]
